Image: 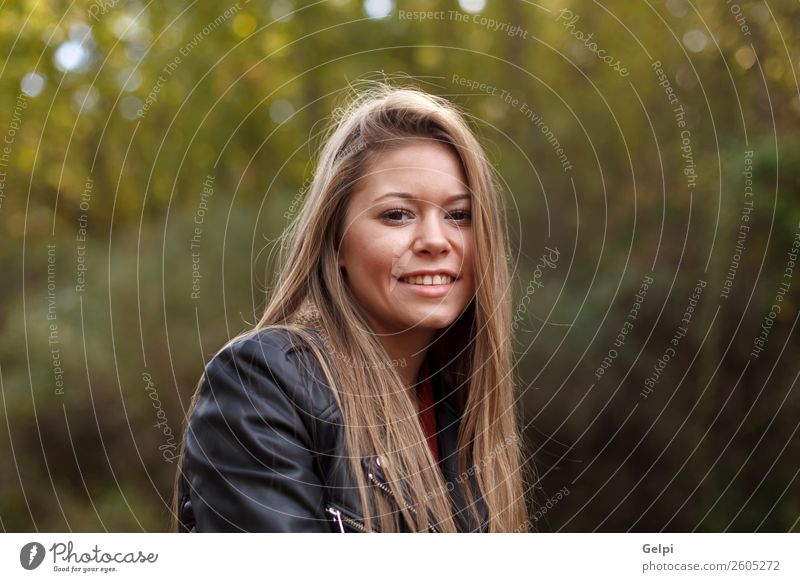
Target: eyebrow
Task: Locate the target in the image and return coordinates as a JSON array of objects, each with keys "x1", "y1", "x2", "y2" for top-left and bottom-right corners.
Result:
[{"x1": 375, "y1": 192, "x2": 471, "y2": 203}]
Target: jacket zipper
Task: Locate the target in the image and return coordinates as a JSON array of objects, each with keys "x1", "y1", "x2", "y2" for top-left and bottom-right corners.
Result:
[
  {"x1": 326, "y1": 457, "x2": 441, "y2": 533},
  {"x1": 326, "y1": 504, "x2": 367, "y2": 533},
  {"x1": 367, "y1": 462, "x2": 439, "y2": 533}
]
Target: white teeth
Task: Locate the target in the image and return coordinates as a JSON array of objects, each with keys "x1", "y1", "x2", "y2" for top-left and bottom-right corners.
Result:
[{"x1": 400, "y1": 274, "x2": 455, "y2": 285}]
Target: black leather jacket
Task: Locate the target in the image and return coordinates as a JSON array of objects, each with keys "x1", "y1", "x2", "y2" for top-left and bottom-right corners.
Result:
[{"x1": 177, "y1": 327, "x2": 489, "y2": 532}]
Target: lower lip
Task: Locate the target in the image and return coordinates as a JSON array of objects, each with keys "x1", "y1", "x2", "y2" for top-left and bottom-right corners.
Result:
[{"x1": 397, "y1": 279, "x2": 457, "y2": 297}]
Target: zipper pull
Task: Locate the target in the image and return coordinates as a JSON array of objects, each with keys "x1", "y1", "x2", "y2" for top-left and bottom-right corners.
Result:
[{"x1": 327, "y1": 506, "x2": 345, "y2": 533}]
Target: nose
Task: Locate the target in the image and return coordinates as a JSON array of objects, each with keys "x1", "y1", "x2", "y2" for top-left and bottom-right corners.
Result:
[{"x1": 412, "y1": 211, "x2": 452, "y2": 256}]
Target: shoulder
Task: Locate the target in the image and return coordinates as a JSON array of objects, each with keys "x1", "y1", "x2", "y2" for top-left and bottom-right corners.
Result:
[
  {"x1": 213, "y1": 326, "x2": 312, "y2": 363},
  {"x1": 200, "y1": 326, "x2": 336, "y2": 421}
]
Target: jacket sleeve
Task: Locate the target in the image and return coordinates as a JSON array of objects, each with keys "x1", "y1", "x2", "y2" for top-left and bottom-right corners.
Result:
[{"x1": 181, "y1": 333, "x2": 330, "y2": 532}]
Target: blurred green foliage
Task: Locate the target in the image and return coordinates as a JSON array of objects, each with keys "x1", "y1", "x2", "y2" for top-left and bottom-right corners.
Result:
[{"x1": 1, "y1": 0, "x2": 798, "y2": 531}]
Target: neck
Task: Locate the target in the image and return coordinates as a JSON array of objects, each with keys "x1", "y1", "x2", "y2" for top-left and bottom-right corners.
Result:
[{"x1": 376, "y1": 329, "x2": 435, "y2": 392}]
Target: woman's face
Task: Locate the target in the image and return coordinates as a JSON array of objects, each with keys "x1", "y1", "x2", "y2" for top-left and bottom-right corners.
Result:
[{"x1": 338, "y1": 139, "x2": 475, "y2": 337}]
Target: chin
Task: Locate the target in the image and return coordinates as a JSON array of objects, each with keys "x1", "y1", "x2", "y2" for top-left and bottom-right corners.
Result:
[{"x1": 404, "y1": 311, "x2": 459, "y2": 331}]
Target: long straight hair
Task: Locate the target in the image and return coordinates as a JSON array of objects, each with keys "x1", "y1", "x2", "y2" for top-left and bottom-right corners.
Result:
[{"x1": 175, "y1": 82, "x2": 530, "y2": 532}]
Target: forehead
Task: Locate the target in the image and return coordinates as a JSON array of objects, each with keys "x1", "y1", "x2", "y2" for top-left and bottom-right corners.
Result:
[{"x1": 351, "y1": 140, "x2": 470, "y2": 206}]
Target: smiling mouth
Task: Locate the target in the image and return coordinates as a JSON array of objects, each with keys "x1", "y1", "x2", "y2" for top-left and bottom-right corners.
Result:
[{"x1": 398, "y1": 274, "x2": 457, "y2": 286}]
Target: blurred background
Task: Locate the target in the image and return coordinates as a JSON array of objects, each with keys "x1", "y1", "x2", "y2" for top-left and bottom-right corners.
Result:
[{"x1": 1, "y1": 0, "x2": 798, "y2": 532}]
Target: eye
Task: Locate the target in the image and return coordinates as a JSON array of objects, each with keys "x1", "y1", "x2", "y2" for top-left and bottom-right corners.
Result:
[
  {"x1": 380, "y1": 207, "x2": 414, "y2": 222},
  {"x1": 447, "y1": 209, "x2": 472, "y2": 222}
]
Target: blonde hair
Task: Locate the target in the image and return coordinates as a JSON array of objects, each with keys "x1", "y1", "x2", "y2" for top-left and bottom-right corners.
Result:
[{"x1": 177, "y1": 81, "x2": 530, "y2": 532}]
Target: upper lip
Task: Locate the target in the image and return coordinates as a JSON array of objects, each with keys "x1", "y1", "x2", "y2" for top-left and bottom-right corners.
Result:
[{"x1": 397, "y1": 270, "x2": 460, "y2": 280}]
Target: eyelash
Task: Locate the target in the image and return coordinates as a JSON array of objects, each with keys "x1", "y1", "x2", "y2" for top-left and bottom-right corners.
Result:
[{"x1": 380, "y1": 208, "x2": 472, "y2": 223}]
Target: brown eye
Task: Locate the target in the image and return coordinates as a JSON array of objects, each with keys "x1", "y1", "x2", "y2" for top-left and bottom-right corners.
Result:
[
  {"x1": 381, "y1": 208, "x2": 414, "y2": 222},
  {"x1": 448, "y1": 210, "x2": 472, "y2": 222}
]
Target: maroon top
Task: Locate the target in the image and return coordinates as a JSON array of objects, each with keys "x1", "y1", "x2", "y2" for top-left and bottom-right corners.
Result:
[{"x1": 416, "y1": 367, "x2": 439, "y2": 463}]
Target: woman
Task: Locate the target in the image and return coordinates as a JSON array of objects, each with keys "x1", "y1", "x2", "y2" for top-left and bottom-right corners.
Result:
[{"x1": 174, "y1": 83, "x2": 530, "y2": 532}]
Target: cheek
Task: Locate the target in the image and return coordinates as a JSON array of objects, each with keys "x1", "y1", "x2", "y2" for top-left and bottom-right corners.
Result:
[
  {"x1": 461, "y1": 235, "x2": 475, "y2": 272},
  {"x1": 364, "y1": 245, "x2": 396, "y2": 274},
  {"x1": 348, "y1": 228, "x2": 405, "y2": 275},
  {"x1": 463, "y1": 240, "x2": 476, "y2": 292}
]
